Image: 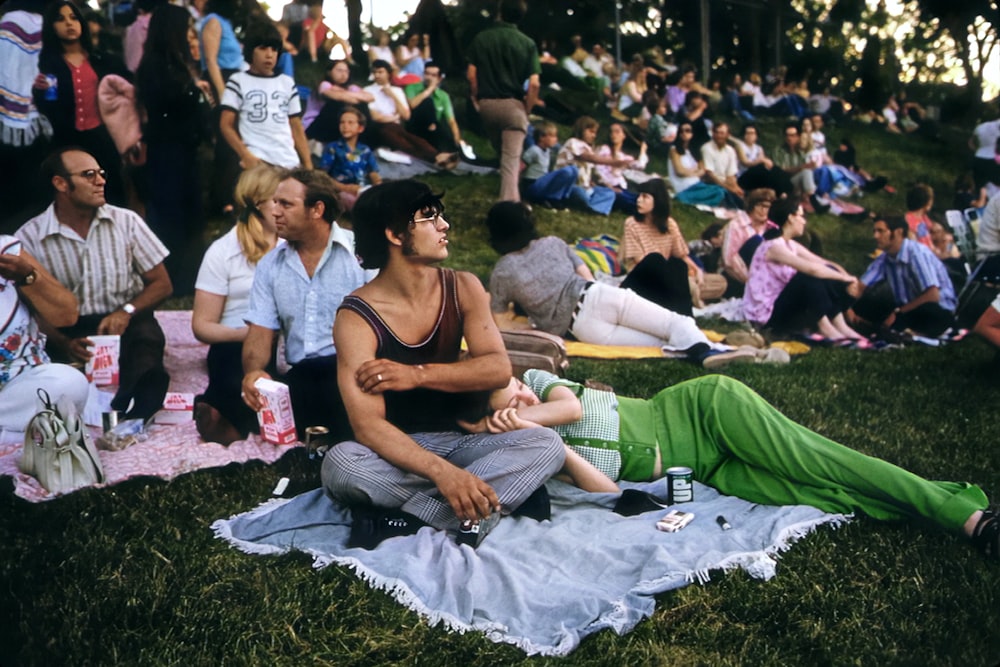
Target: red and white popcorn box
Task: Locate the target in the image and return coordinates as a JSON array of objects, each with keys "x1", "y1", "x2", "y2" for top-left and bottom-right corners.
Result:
[
  {"x1": 254, "y1": 378, "x2": 297, "y2": 445},
  {"x1": 154, "y1": 392, "x2": 195, "y2": 425},
  {"x1": 85, "y1": 335, "x2": 120, "y2": 387}
]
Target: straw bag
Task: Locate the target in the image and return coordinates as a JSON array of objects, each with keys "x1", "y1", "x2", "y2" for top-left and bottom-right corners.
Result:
[{"x1": 19, "y1": 389, "x2": 105, "y2": 494}]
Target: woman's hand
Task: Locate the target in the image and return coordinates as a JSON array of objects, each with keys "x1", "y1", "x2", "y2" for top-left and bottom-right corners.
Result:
[{"x1": 459, "y1": 408, "x2": 541, "y2": 434}]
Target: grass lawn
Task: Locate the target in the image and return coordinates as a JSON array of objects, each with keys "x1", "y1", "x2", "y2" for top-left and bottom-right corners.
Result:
[{"x1": 2, "y1": 115, "x2": 999, "y2": 666}]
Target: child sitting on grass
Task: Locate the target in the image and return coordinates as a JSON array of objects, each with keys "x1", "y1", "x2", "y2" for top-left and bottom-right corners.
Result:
[{"x1": 319, "y1": 106, "x2": 381, "y2": 212}]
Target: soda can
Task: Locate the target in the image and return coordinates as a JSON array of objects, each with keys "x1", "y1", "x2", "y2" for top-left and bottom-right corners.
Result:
[
  {"x1": 304, "y1": 425, "x2": 329, "y2": 459},
  {"x1": 44, "y1": 74, "x2": 58, "y2": 101},
  {"x1": 666, "y1": 466, "x2": 694, "y2": 504}
]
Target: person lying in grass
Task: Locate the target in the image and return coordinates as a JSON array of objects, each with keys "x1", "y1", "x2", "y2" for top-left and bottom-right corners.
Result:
[{"x1": 459, "y1": 369, "x2": 1000, "y2": 560}]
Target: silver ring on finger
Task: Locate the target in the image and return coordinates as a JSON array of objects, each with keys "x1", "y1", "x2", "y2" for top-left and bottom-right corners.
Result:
[{"x1": 377, "y1": 373, "x2": 383, "y2": 382}]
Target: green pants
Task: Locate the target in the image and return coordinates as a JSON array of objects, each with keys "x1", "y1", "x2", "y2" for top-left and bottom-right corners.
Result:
[{"x1": 627, "y1": 375, "x2": 985, "y2": 534}]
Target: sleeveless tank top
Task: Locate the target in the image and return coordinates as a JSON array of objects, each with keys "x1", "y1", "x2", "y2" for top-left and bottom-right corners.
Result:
[{"x1": 339, "y1": 268, "x2": 483, "y2": 433}]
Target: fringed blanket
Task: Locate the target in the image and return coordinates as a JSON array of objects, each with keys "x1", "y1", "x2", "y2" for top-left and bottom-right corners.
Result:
[
  {"x1": 213, "y1": 479, "x2": 849, "y2": 656},
  {"x1": 0, "y1": 311, "x2": 297, "y2": 501}
]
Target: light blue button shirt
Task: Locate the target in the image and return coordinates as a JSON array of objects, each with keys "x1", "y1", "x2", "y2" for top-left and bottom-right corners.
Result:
[{"x1": 244, "y1": 223, "x2": 372, "y2": 364}]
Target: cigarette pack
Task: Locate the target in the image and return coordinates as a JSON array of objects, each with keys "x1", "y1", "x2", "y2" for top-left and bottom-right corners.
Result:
[
  {"x1": 655, "y1": 510, "x2": 695, "y2": 533},
  {"x1": 85, "y1": 335, "x2": 120, "y2": 387},
  {"x1": 254, "y1": 378, "x2": 297, "y2": 445}
]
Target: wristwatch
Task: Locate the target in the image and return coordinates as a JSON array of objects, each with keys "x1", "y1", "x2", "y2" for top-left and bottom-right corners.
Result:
[
  {"x1": 122, "y1": 303, "x2": 137, "y2": 315},
  {"x1": 18, "y1": 269, "x2": 37, "y2": 286}
]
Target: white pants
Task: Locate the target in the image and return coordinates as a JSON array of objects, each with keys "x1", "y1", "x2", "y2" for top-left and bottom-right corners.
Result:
[
  {"x1": 0, "y1": 363, "x2": 90, "y2": 432},
  {"x1": 568, "y1": 282, "x2": 708, "y2": 351}
]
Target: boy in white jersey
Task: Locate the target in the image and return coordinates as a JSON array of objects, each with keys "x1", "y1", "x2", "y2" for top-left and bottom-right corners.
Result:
[{"x1": 220, "y1": 21, "x2": 312, "y2": 171}]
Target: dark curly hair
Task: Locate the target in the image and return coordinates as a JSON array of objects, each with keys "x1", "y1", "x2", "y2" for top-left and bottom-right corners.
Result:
[
  {"x1": 352, "y1": 180, "x2": 444, "y2": 269},
  {"x1": 486, "y1": 201, "x2": 538, "y2": 255}
]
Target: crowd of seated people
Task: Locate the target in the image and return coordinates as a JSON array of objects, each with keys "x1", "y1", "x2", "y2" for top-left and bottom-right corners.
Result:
[
  {"x1": 4, "y1": 0, "x2": 1000, "y2": 562},
  {"x1": 8, "y1": 0, "x2": 996, "y2": 434}
]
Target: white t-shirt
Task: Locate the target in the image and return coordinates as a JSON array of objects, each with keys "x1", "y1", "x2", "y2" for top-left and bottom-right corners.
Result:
[
  {"x1": 700, "y1": 141, "x2": 738, "y2": 179},
  {"x1": 194, "y1": 227, "x2": 284, "y2": 329},
  {"x1": 363, "y1": 82, "x2": 407, "y2": 121},
  {"x1": 222, "y1": 71, "x2": 303, "y2": 168},
  {"x1": 972, "y1": 120, "x2": 1000, "y2": 159},
  {"x1": 882, "y1": 106, "x2": 898, "y2": 126}
]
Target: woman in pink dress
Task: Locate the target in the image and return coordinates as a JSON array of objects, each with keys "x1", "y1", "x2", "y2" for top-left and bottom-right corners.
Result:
[{"x1": 743, "y1": 198, "x2": 867, "y2": 343}]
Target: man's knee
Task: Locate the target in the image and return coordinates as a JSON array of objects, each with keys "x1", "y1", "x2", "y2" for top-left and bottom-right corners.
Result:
[{"x1": 321, "y1": 440, "x2": 381, "y2": 501}]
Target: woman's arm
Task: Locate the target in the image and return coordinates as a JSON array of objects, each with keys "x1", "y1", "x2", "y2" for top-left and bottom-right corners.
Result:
[
  {"x1": 557, "y1": 446, "x2": 620, "y2": 493},
  {"x1": 202, "y1": 18, "x2": 225, "y2": 102},
  {"x1": 192, "y1": 289, "x2": 247, "y2": 344},
  {"x1": 765, "y1": 241, "x2": 854, "y2": 283},
  {"x1": 669, "y1": 147, "x2": 702, "y2": 177}
]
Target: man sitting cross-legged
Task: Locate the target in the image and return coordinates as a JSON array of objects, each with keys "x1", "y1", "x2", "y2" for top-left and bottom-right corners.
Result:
[{"x1": 321, "y1": 180, "x2": 565, "y2": 550}]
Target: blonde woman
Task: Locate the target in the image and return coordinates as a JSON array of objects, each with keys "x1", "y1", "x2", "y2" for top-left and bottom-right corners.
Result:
[{"x1": 192, "y1": 165, "x2": 283, "y2": 444}]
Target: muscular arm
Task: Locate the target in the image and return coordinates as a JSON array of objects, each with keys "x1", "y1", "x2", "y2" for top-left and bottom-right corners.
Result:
[
  {"x1": 355, "y1": 272, "x2": 511, "y2": 394},
  {"x1": 334, "y1": 307, "x2": 501, "y2": 521}
]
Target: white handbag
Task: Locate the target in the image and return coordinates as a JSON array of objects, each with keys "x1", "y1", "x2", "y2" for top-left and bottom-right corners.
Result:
[{"x1": 19, "y1": 389, "x2": 105, "y2": 494}]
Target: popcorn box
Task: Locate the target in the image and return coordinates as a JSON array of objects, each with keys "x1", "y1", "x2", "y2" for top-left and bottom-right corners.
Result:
[
  {"x1": 254, "y1": 378, "x2": 297, "y2": 445},
  {"x1": 154, "y1": 392, "x2": 195, "y2": 425},
  {"x1": 86, "y1": 335, "x2": 120, "y2": 387}
]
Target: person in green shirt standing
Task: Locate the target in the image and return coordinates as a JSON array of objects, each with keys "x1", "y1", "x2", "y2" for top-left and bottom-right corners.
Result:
[{"x1": 466, "y1": 0, "x2": 540, "y2": 202}]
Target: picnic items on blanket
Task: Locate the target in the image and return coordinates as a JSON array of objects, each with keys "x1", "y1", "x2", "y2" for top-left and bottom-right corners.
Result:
[
  {"x1": 500, "y1": 329, "x2": 570, "y2": 377},
  {"x1": 212, "y1": 479, "x2": 849, "y2": 657},
  {"x1": 19, "y1": 389, "x2": 105, "y2": 494},
  {"x1": 253, "y1": 378, "x2": 297, "y2": 445}
]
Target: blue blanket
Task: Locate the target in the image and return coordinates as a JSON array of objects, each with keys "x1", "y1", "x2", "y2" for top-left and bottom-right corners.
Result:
[{"x1": 212, "y1": 480, "x2": 848, "y2": 656}]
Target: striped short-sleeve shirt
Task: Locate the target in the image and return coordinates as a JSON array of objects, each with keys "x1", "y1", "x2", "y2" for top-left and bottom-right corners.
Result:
[{"x1": 16, "y1": 204, "x2": 168, "y2": 316}]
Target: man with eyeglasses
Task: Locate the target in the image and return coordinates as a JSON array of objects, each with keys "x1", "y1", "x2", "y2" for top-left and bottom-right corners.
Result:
[
  {"x1": 773, "y1": 120, "x2": 828, "y2": 213},
  {"x1": 16, "y1": 147, "x2": 173, "y2": 420},
  {"x1": 240, "y1": 169, "x2": 372, "y2": 442},
  {"x1": 322, "y1": 179, "x2": 564, "y2": 550}
]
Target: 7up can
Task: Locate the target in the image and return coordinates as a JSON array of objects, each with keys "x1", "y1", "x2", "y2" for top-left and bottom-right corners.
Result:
[{"x1": 666, "y1": 466, "x2": 694, "y2": 504}]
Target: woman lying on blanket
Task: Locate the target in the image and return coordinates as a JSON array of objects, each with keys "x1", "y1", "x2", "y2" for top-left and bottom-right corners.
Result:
[{"x1": 458, "y1": 369, "x2": 1000, "y2": 560}]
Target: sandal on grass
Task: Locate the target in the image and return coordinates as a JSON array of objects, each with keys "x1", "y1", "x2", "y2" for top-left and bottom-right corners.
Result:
[{"x1": 971, "y1": 510, "x2": 999, "y2": 560}]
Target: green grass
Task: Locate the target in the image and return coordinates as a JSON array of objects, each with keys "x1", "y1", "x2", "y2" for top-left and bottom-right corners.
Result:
[{"x1": 5, "y1": 115, "x2": 1000, "y2": 666}]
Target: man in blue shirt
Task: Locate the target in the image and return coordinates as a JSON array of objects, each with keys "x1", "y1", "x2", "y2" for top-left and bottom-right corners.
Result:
[
  {"x1": 241, "y1": 169, "x2": 371, "y2": 440},
  {"x1": 851, "y1": 215, "x2": 957, "y2": 337}
]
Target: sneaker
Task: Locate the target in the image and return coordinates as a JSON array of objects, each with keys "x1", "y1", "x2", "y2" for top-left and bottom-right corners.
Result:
[
  {"x1": 347, "y1": 506, "x2": 426, "y2": 550},
  {"x1": 460, "y1": 141, "x2": 477, "y2": 161},
  {"x1": 700, "y1": 347, "x2": 759, "y2": 369},
  {"x1": 456, "y1": 512, "x2": 502, "y2": 548}
]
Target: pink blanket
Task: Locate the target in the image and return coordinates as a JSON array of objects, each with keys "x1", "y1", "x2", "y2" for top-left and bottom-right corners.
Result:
[{"x1": 0, "y1": 311, "x2": 299, "y2": 502}]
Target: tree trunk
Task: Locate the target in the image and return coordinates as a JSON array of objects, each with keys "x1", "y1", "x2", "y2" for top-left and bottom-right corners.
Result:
[{"x1": 345, "y1": 0, "x2": 366, "y2": 77}]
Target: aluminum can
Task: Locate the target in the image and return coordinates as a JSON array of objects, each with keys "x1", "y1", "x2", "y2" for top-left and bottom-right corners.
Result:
[
  {"x1": 44, "y1": 74, "x2": 58, "y2": 101},
  {"x1": 666, "y1": 466, "x2": 694, "y2": 504},
  {"x1": 304, "y1": 425, "x2": 330, "y2": 458}
]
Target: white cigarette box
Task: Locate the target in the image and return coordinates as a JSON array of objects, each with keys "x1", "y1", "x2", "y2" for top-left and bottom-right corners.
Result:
[{"x1": 254, "y1": 378, "x2": 297, "y2": 445}]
